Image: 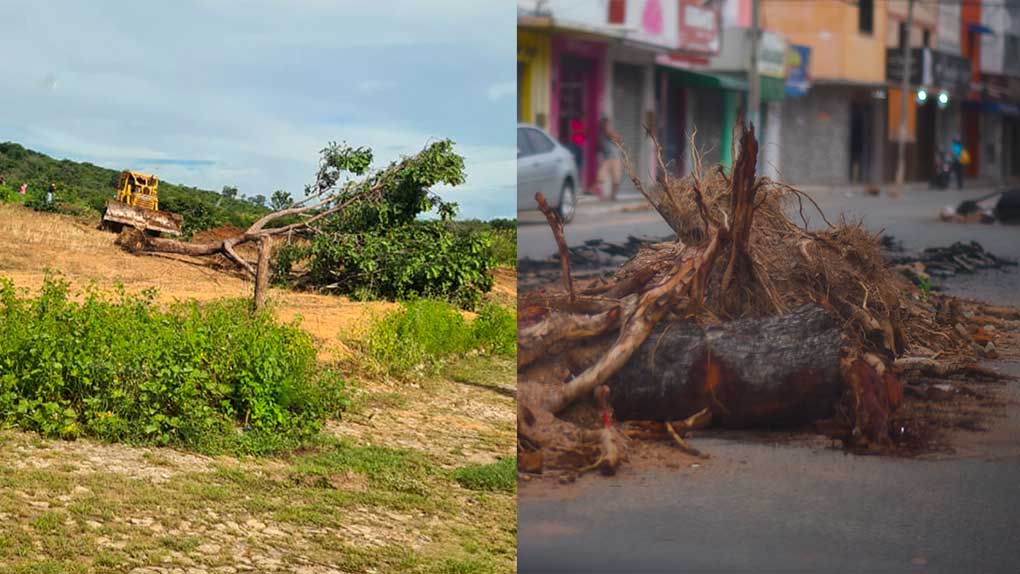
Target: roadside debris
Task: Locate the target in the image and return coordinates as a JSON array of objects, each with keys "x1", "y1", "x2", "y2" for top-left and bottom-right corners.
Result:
[
  {"x1": 887, "y1": 240, "x2": 1017, "y2": 281},
  {"x1": 518, "y1": 124, "x2": 1018, "y2": 479},
  {"x1": 939, "y1": 188, "x2": 1020, "y2": 224}
]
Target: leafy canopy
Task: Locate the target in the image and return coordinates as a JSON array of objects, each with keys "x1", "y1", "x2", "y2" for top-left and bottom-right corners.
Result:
[{"x1": 278, "y1": 140, "x2": 497, "y2": 308}]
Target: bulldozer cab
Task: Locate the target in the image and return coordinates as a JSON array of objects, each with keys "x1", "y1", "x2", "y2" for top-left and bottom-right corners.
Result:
[{"x1": 116, "y1": 171, "x2": 160, "y2": 211}]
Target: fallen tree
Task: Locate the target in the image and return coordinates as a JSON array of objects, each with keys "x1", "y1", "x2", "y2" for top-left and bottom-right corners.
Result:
[
  {"x1": 116, "y1": 142, "x2": 398, "y2": 277},
  {"x1": 116, "y1": 140, "x2": 495, "y2": 309},
  {"x1": 518, "y1": 122, "x2": 1015, "y2": 478}
]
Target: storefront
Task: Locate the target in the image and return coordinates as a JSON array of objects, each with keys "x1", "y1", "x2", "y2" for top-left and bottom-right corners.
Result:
[
  {"x1": 550, "y1": 36, "x2": 605, "y2": 191},
  {"x1": 517, "y1": 30, "x2": 551, "y2": 128}
]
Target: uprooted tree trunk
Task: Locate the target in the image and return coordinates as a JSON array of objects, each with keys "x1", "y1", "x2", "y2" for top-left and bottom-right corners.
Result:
[
  {"x1": 606, "y1": 304, "x2": 843, "y2": 426},
  {"x1": 518, "y1": 121, "x2": 928, "y2": 477}
]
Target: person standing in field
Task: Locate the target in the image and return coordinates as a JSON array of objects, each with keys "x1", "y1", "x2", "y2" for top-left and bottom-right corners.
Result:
[
  {"x1": 47, "y1": 183, "x2": 56, "y2": 205},
  {"x1": 19, "y1": 182, "x2": 26, "y2": 196},
  {"x1": 596, "y1": 116, "x2": 623, "y2": 201}
]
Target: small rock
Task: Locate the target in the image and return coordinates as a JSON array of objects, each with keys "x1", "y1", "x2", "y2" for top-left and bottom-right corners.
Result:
[
  {"x1": 197, "y1": 543, "x2": 221, "y2": 555},
  {"x1": 85, "y1": 520, "x2": 103, "y2": 530},
  {"x1": 244, "y1": 518, "x2": 266, "y2": 531},
  {"x1": 262, "y1": 526, "x2": 286, "y2": 537},
  {"x1": 28, "y1": 501, "x2": 49, "y2": 509}
]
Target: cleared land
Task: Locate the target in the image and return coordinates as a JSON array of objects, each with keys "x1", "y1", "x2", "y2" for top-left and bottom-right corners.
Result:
[{"x1": 0, "y1": 204, "x2": 516, "y2": 573}]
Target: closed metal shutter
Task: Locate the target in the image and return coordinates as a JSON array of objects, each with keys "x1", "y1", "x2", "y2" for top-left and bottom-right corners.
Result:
[{"x1": 613, "y1": 63, "x2": 644, "y2": 197}]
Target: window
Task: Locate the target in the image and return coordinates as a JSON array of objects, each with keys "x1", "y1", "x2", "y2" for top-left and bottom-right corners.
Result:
[
  {"x1": 608, "y1": 0, "x2": 626, "y2": 25},
  {"x1": 525, "y1": 128, "x2": 555, "y2": 155},
  {"x1": 859, "y1": 0, "x2": 873, "y2": 34},
  {"x1": 517, "y1": 128, "x2": 533, "y2": 158}
]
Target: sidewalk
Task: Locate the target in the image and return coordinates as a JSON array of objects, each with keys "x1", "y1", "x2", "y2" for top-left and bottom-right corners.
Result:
[{"x1": 575, "y1": 178, "x2": 1016, "y2": 217}]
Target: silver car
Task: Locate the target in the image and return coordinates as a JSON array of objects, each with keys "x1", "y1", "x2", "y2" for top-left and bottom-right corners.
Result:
[{"x1": 517, "y1": 123, "x2": 578, "y2": 223}]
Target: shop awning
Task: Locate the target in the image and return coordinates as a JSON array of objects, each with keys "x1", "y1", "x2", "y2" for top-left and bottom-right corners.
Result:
[
  {"x1": 665, "y1": 68, "x2": 747, "y2": 91},
  {"x1": 662, "y1": 68, "x2": 786, "y2": 101}
]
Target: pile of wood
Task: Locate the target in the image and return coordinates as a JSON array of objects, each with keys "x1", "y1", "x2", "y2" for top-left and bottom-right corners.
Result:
[{"x1": 518, "y1": 124, "x2": 1015, "y2": 478}]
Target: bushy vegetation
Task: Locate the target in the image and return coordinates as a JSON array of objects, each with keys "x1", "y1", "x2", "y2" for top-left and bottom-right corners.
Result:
[
  {"x1": 457, "y1": 218, "x2": 516, "y2": 268},
  {"x1": 452, "y1": 457, "x2": 516, "y2": 492},
  {"x1": 0, "y1": 275, "x2": 348, "y2": 453},
  {"x1": 358, "y1": 299, "x2": 516, "y2": 377},
  {"x1": 269, "y1": 140, "x2": 500, "y2": 309},
  {"x1": 0, "y1": 142, "x2": 267, "y2": 235}
]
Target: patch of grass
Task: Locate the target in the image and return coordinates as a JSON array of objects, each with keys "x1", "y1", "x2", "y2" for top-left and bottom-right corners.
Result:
[
  {"x1": 0, "y1": 274, "x2": 351, "y2": 454},
  {"x1": 290, "y1": 440, "x2": 437, "y2": 495},
  {"x1": 451, "y1": 458, "x2": 516, "y2": 493},
  {"x1": 29, "y1": 512, "x2": 63, "y2": 534},
  {"x1": 357, "y1": 299, "x2": 516, "y2": 377}
]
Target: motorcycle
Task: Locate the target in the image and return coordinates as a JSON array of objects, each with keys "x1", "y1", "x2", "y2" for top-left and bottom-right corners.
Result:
[{"x1": 930, "y1": 151, "x2": 952, "y2": 190}]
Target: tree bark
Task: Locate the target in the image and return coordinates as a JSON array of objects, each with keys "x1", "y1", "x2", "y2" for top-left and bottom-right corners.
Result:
[
  {"x1": 253, "y1": 235, "x2": 272, "y2": 312},
  {"x1": 606, "y1": 304, "x2": 844, "y2": 427}
]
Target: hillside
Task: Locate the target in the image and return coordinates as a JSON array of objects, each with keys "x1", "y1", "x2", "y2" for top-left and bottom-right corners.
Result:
[{"x1": 0, "y1": 142, "x2": 268, "y2": 235}]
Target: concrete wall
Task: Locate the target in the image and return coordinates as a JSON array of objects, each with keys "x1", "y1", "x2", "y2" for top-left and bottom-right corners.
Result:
[
  {"x1": 763, "y1": 101, "x2": 783, "y2": 180},
  {"x1": 778, "y1": 86, "x2": 850, "y2": 185},
  {"x1": 980, "y1": 113, "x2": 1003, "y2": 179},
  {"x1": 605, "y1": 45, "x2": 657, "y2": 189},
  {"x1": 762, "y1": 0, "x2": 886, "y2": 84}
]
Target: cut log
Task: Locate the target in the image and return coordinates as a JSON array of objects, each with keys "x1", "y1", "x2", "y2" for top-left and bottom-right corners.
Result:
[{"x1": 606, "y1": 304, "x2": 843, "y2": 426}]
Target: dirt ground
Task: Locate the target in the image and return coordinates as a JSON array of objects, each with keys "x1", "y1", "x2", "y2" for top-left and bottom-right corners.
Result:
[{"x1": 0, "y1": 204, "x2": 517, "y2": 573}]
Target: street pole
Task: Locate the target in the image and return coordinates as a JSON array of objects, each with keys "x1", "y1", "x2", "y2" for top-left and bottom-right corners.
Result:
[
  {"x1": 748, "y1": 0, "x2": 760, "y2": 137},
  {"x1": 894, "y1": 0, "x2": 915, "y2": 195}
]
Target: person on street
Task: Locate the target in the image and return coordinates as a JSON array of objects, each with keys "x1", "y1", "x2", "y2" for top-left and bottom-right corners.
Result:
[
  {"x1": 950, "y1": 136, "x2": 967, "y2": 190},
  {"x1": 596, "y1": 116, "x2": 623, "y2": 201}
]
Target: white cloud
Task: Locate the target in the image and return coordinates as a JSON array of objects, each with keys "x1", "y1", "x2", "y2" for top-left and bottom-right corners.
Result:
[
  {"x1": 0, "y1": 0, "x2": 515, "y2": 218},
  {"x1": 486, "y1": 82, "x2": 516, "y2": 102}
]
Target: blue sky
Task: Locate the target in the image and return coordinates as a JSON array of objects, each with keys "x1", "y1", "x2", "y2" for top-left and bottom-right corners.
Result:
[{"x1": 0, "y1": 0, "x2": 516, "y2": 219}]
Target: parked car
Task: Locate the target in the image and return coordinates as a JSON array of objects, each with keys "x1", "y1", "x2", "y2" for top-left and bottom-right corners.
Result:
[{"x1": 517, "y1": 123, "x2": 578, "y2": 223}]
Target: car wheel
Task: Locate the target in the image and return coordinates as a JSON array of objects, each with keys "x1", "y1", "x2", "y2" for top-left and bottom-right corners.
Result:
[{"x1": 558, "y1": 180, "x2": 576, "y2": 223}]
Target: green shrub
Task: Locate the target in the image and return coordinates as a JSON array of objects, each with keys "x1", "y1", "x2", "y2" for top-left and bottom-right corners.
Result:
[
  {"x1": 359, "y1": 300, "x2": 515, "y2": 376},
  {"x1": 470, "y1": 303, "x2": 516, "y2": 358},
  {"x1": 451, "y1": 458, "x2": 516, "y2": 492},
  {"x1": 308, "y1": 220, "x2": 494, "y2": 310},
  {"x1": 361, "y1": 300, "x2": 472, "y2": 376},
  {"x1": 487, "y1": 228, "x2": 517, "y2": 268},
  {"x1": 0, "y1": 275, "x2": 348, "y2": 453}
]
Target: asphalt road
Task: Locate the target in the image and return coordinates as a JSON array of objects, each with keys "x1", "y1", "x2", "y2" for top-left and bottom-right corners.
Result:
[{"x1": 517, "y1": 184, "x2": 1020, "y2": 573}]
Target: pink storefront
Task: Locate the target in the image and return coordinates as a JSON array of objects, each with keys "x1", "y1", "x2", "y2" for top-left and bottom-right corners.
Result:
[{"x1": 550, "y1": 36, "x2": 605, "y2": 192}]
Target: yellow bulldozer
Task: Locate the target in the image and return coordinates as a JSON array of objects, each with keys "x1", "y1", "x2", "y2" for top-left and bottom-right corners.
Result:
[{"x1": 101, "y1": 170, "x2": 183, "y2": 236}]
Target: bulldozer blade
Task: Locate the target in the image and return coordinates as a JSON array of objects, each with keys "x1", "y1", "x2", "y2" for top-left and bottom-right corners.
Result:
[{"x1": 102, "y1": 200, "x2": 183, "y2": 236}]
